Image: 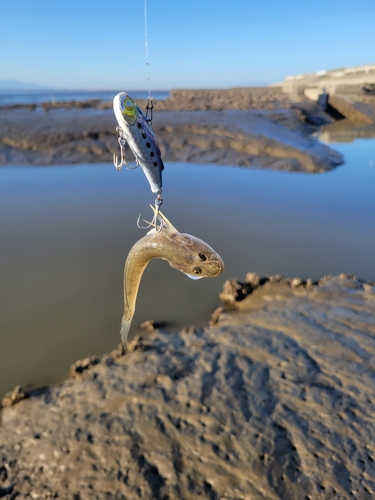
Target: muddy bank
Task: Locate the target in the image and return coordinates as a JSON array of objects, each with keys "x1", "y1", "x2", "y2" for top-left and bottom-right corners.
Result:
[
  {"x1": 0, "y1": 89, "x2": 344, "y2": 172},
  {"x1": 1, "y1": 274, "x2": 375, "y2": 499},
  {"x1": 154, "y1": 109, "x2": 342, "y2": 172}
]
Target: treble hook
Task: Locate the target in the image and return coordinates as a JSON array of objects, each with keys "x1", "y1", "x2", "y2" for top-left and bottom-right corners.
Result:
[
  {"x1": 113, "y1": 135, "x2": 126, "y2": 170},
  {"x1": 137, "y1": 192, "x2": 164, "y2": 232},
  {"x1": 113, "y1": 126, "x2": 139, "y2": 170}
]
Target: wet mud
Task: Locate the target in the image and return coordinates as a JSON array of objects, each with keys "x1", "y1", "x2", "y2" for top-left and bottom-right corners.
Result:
[{"x1": 1, "y1": 275, "x2": 375, "y2": 499}]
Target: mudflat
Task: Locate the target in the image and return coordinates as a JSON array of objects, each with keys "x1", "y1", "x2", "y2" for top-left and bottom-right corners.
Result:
[{"x1": 0, "y1": 87, "x2": 345, "y2": 172}]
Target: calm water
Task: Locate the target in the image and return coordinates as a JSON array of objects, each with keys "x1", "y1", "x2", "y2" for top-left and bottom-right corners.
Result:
[
  {"x1": 0, "y1": 90, "x2": 169, "y2": 106},
  {"x1": 1, "y1": 139, "x2": 375, "y2": 397}
]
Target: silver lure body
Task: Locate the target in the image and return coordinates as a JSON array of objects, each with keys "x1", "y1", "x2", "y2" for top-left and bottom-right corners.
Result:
[{"x1": 113, "y1": 92, "x2": 164, "y2": 194}]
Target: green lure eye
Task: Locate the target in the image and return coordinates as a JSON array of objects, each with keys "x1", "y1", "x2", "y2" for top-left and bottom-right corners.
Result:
[
  {"x1": 125, "y1": 98, "x2": 133, "y2": 109},
  {"x1": 121, "y1": 97, "x2": 136, "y2": 117}
]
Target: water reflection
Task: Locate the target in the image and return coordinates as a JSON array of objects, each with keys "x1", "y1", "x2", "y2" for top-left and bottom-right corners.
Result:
[
  {"x1": 319, "y1": 120, "x2": 375, "y2": 143},
  {"x1": 1, "y1": 139, "x2": 375, "y2": 397}
]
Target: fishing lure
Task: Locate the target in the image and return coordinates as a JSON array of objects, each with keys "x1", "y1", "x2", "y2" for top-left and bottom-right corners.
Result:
[
  {"x1": 120, "y1": 206, "x2": 224, "y2": 344},
  {"x1": 113, "y1": 92, "x2": 164, "y2": 197}
]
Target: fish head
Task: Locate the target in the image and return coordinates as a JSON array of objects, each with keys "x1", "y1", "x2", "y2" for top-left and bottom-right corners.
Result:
[
  {"x1": 113, "y1": 92, "x2": 139, "y2": 127},
  {"x1": 167, "y1": 232, "x2": 225, "y2": 280},
  {"x1": 148, "y1": 207, "x2": 225, "y2": 280}
]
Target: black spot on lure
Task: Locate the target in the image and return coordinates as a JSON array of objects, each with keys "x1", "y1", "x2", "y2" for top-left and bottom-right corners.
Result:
[{"x1": 113, "y1": 91, "x2": 164, "y2": 195}]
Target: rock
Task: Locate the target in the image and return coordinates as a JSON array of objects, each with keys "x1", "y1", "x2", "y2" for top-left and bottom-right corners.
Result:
[
  {"x1": 1, "y1": 385, "x2": 26, "y2": 408},
  {"x1": 245, "y1": 272, "x2": 260, "y2": 287},
  {"x1": 209, "y1": 306, "x2": 224, "y2": 326},
  {"x1": 69, "y1": 356, "x2": 100, "y2": 379},
  {"x1": 291, "y1": 277, "x2": 303, "y2": 288},
  {"x1": 140, "y1": 319, "x2": 157, "y2": 331},
  {"x1": 219, "y1": 278, "x2": 254, "y2": 306}
]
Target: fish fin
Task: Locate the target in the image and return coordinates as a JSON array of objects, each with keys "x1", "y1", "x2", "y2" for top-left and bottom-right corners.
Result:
[{"x1": 120, "y1": 317, "x2": 132, "y2": 345}]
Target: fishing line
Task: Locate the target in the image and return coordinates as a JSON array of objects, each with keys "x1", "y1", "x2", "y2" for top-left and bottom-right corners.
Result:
[{"x1": 144, "y1": 0, "x2": 151, "y2": 100}]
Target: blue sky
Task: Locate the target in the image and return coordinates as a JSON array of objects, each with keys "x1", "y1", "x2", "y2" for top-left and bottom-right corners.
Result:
[{"x1": 1, "y1": 0, "x2": 374, "y2": 90}]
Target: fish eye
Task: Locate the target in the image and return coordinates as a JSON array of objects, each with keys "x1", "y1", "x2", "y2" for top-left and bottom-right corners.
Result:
[
  {"x1": 198, "y1": 253, "x2": 207, "y2": 261},
  {"x1": 193, "y1": 267, "x2": 202, "y2": 275}
]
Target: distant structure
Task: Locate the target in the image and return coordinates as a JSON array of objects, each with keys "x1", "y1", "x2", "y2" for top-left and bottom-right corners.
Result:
[{"x1": 272, "y1": 64, "x2": 375, "y2": 100}]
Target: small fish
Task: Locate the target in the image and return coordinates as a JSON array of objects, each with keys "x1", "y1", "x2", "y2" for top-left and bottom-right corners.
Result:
[
  {"x1": 113, "y1": 91, "x2": 164, "y2": 194},
  {"x1": 120, "y1": 208, "x2": 224, "y2": 344}
]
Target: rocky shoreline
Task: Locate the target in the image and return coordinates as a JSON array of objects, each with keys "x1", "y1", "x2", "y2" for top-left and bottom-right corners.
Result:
[{"x1": 1, "y1": 274, "x2": 375, "y2": 499}]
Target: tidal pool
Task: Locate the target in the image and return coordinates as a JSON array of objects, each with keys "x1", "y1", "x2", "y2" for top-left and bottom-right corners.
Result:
[{"x1": 1, "y1": 138, "x2": 375, "y2": 397}]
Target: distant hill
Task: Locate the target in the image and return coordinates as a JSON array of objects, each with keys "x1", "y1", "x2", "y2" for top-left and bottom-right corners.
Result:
[{"x1": 0, "y1": 80, "x2": 56, "y2": 91}]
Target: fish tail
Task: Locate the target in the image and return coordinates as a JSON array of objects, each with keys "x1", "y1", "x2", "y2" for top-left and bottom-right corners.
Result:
[{"x1": 120, "y1": 317, "x2": 132, "y2": 345}]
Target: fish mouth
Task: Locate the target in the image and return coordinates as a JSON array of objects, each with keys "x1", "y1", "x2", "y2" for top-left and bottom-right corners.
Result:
[{"x1": 213, "y1": 257, "x2": 225, "y2": 276}]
